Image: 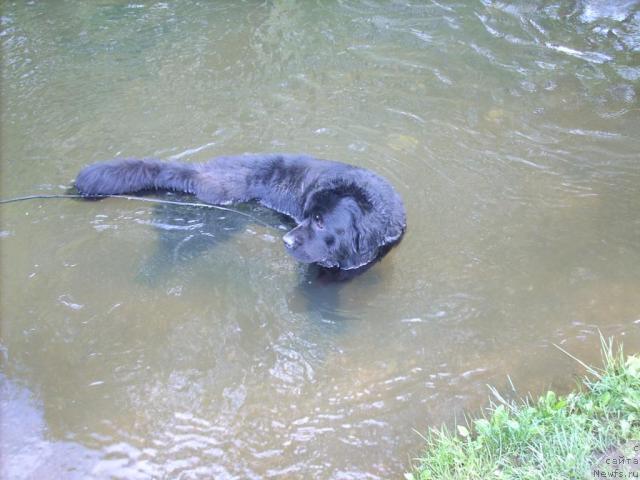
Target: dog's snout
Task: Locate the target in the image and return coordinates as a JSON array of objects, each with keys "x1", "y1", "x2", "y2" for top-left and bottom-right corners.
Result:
[{"x1": 282, "y1": 232, "x2": 298, "y2": 249}]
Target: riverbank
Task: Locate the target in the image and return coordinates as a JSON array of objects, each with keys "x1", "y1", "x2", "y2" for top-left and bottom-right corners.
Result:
[{"x1": 409, "y1": 338, "x2": 640, "y2": 479}]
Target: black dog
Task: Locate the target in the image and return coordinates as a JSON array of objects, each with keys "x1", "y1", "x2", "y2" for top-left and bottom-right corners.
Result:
[{"x1": 75, "y1": 153, "x2": 406, "y2": 270}]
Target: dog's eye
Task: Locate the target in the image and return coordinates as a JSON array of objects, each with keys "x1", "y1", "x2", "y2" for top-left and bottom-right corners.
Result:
[{"x1": 313, "y1": 213, "x2": 323, "y2": 228}]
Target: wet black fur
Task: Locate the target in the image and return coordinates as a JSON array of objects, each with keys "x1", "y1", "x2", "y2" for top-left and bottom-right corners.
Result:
[{"x1": 75, "y1": 153, "x2": 406, "y2": 270}]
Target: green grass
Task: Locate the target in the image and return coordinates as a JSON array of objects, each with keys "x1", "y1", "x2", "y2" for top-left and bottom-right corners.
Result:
[{"x1": 408, "y1": 337, "x2": 640, "y2": 480}]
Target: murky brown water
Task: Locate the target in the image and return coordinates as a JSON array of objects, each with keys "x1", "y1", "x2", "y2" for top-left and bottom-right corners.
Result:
[{"x1": 1, "y1": 1, "x2": 639, "y2": 478}]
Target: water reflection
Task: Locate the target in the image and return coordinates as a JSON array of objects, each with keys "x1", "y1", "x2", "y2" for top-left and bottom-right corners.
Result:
[
  {"x1": 121, "y1": 193, "x2": 378, "y2": 324},
  {"x1": 0, "y1": 374, "x2": 101, "y2": 479},
  {"x1": 133, "y1": 196, "x2": 274, "y2": 285}
]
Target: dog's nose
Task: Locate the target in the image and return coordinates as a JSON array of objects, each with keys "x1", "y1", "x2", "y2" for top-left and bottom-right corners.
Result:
[{"x1": 282, "y1": 232, "x2": 297, "y2": 249}]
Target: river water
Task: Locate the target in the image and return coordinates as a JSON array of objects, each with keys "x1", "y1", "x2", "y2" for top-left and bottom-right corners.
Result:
[{"x1": 1, "y1": 1, "x2": 639, "y2": 478}]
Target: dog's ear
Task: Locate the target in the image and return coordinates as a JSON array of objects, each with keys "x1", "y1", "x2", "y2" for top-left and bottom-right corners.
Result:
[
  {"x1": 330, "y1": 210, "x2": 379, "y2": 270},
  {"x1": 357, "y1": 221, "x2": 383, "y2": 262}
]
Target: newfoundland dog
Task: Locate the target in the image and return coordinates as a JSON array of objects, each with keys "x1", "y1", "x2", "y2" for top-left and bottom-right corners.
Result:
[{"x1": 75, "y1": 154, "x2": 406, "y2": 270}]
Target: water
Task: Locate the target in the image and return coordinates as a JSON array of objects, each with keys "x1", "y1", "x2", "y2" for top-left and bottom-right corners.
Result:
[{"x1": 1, "y1": 1, "x2": 639, "y2": 478}]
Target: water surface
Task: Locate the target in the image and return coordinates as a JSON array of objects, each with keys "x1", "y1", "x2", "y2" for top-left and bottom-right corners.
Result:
[{"x1": 1, "y1": 1, "x2": 639, "y2": 478}]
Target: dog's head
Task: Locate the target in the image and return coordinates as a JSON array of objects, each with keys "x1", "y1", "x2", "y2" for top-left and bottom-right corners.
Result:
[{"x1": 282, "y1": 185, "x2": 397, "y2": 270}]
